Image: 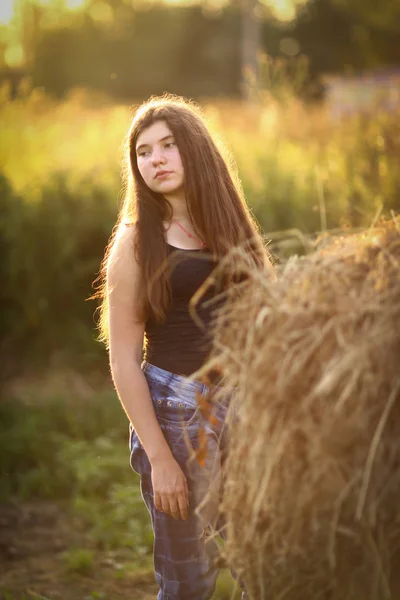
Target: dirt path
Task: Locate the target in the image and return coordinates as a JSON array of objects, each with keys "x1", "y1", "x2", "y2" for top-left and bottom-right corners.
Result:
[{"x1": 0, "y1": 501, "x2": 158, "y2": 599}]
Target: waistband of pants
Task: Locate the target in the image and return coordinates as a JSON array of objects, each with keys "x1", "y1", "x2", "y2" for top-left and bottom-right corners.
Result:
[
  {"x1": 142, "y1": 360, "x2": 206, "y2": 395},
  {"x1": 141, "y1": 360, "x2": 236, "y2": 403}
]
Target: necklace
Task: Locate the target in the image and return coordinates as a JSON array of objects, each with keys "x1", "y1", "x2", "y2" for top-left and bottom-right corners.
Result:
[{"x1": 171, "y1": 218, "x2": 206, "y2": 248}]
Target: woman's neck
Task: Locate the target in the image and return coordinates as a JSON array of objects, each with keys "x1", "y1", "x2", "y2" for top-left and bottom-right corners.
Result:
[
  {"x1": 161, "y1": 191, "x2": 184, "y2": 215},
  {"x1": 164, "y1": 196, "x2": 189, "y2": 221}
]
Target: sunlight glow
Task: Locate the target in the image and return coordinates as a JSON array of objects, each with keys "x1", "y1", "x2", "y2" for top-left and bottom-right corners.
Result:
[
  {"x1": 0, "y1": 0, "x2": 14, "y2": 24},
  {"x1": 0, "y1": 0, "x2": 303, "y2": 26},
  {"x1": 89, "y1": 1, "x2": 113, "y2": 23},
  {"x1": 5, "y1": 44, "x2": 24, "y2": 66},
  {"x1": 65, "y1": 0, "x2": 86, "y2": 9},
  {"x1": 0, "y1": 0, "x2": 87, "y2": 25},
  {"x1": 267, "y1": 0, "x2": 296, "y2": 21}
]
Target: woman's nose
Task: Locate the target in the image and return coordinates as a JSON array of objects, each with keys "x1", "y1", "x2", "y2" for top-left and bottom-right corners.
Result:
[{"x1": 151, "y1": 148, "x2": 166, "y2": 165}]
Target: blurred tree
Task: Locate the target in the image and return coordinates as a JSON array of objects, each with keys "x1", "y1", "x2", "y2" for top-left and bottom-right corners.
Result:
[
  {"x1": 9, "y1": 0, "x2": 44, "y2": 66},
  {"x1": 240, "y1": 0, "x2": 262, "y2": 98},
  {"x1": 330, "y1": 0, "x2": 400, "y2": 31},
  {"x1": 1, "y1": 0, "x2": 400, "y2": 100},
  {"x1": 176, "y1": 5, "x2": 240, "y2": 97},
  {"x1": 290, "y1": 0, "x2": 400, "y2": 78},
  {"x1": 30, "y1": 4, "x2": 243, "y2": 99}
]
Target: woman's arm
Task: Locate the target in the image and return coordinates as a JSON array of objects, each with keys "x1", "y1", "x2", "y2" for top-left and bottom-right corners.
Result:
[{"x1": 107, "y1": 224, "x2": 188, "y2": 520}]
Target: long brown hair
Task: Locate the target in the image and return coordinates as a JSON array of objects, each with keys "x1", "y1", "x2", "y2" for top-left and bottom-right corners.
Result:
[{"x1": 96, "y1": 94, "x2": 272, "y2": 346}]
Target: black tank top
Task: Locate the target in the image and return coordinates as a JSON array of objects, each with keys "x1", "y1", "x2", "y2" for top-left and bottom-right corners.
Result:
[{"x1": 144, "y1": 243, "x2": 224, "y2": 376}]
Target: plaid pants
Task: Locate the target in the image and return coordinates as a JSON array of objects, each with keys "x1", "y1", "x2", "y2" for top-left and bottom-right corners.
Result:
[{"x1": 129, "y1": 361, "x2": 244, "y2": 600}]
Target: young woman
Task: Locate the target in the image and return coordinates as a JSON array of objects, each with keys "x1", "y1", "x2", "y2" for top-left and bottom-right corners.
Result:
[{"x1": 98, "y1": 95, "x2": 274, "y2": 599}]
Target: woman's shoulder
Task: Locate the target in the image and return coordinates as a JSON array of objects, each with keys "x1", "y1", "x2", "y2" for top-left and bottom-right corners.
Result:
[
  {"x1": 111, "y1": 221, "x2": 138, "y2": 254},
  {"x1": 116, "y1": 220, "x2": 138, "y2": 240},
  {"x1": 107, "y1": 221, "x2": 139, "y2": 283}
]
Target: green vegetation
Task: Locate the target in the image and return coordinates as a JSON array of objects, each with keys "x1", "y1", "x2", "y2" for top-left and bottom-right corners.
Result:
[
  {"x1": 63, "y1": 548, "x2": 96, "y2": 575},
  {"x1": 1, "y1": 82, "x2": 399, "y2": 378},
  {"x1": 2, "y1": 0, "x2": 399, "y2": 100},
  {"x1": 0, "y1": 379, "x2": 241, "y2": 598}
]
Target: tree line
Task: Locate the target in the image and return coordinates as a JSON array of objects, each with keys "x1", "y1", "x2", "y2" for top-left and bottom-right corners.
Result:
[{"x1": 1, "y1": 0, "x2": 400, "y2": 101}]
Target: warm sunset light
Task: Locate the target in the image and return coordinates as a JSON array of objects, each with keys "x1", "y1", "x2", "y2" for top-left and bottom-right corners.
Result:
[
  {"x1": 0, "y1": 0, "x2": 14, "y2": 24},
  {"x1": 1, "y1": 0, "x2": 400, "y2": 595},
  {"x1": 0, "y1": 0, "x2": 302, "y2": 25},
  {"x1": 0, "y1": 0, "x2": 87, "y2": 25},
  {"x1": 4, "y1": 43, "x2": 24, "y2": 66},
  {"x1": 267, "y1": 0, "x2": 297, "y2": 20},
  {"x1": 65, "y1": 0, "x2": 86, "y2": 8}
]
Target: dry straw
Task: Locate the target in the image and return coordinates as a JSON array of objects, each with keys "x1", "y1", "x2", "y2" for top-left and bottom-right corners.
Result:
[{"x1": 195, "y1": 219, "x2": 400, "y2": 600}]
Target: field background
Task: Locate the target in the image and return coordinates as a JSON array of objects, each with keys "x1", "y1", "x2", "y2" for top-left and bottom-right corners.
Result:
[{"x1": 1, "y1": 0, "x2": 400, "y2": 597}]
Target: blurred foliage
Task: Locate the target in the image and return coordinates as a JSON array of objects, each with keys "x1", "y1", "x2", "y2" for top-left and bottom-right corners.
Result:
[
  {"x1": 1, "y1": 0, "x2": 400, "y2": 100},
  {"x1": 1, "y1": 3, "x2": 242, "y2": 99},
  {"x1": 0, "y1": 167, "x2": 114, "y2": 378},
  {"x1": 329, "y1": 0, "x2": 400, "y2": 31},
  {"x1": 0, "y1": 383, "x2": 241, "y2": 598},
  {"x1": 0, "y1": 385, "x2": 154, "y2": 553},
  {"x1": 62, "y1": 547, "x2": 95, "y2": 575},
  {"x1": 0, "y1": 80, "x2": 400, "y2": 377},
  {"x1": 0, "y1": 389, "x2": 126, "y2": 497}
]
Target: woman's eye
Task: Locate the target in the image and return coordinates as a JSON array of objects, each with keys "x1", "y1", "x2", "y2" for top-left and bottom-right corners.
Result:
[{"x1": 165, "y1": 142, "x2": 175, "y2": 148}]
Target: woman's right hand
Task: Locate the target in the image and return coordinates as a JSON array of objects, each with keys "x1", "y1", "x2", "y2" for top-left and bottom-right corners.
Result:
[{"x1": 151, "y1": 454, "x2": 189, "y2": 520}]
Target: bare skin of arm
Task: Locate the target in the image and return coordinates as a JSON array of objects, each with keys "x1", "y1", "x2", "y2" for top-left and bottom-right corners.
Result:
[{"x1": 107, "y1": 224, "x2": 188, "y2": 520}]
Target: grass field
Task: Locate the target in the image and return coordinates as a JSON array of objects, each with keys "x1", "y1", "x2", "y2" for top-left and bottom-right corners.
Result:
[
  {"x1": 2, "y1": 80, "x2": 399, "y2": 234},
  {"x1": 0, "y1": 372, "x2": 241, "y2": 599}
]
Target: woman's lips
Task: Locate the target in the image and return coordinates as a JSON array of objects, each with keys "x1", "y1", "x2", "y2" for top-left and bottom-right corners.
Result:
[{"x1": 155, "y1": 171, "x2": 172, "y2": 179}]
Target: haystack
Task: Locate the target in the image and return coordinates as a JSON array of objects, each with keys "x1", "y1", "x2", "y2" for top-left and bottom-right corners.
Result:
[{"x1": 200, "y1": 220, "x2": 400, "y2": 600}]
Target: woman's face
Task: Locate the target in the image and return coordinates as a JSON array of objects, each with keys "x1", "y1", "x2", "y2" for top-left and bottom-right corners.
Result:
[{"x1": 135, "y1": 120, "x2": 185, "y2": 199}]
